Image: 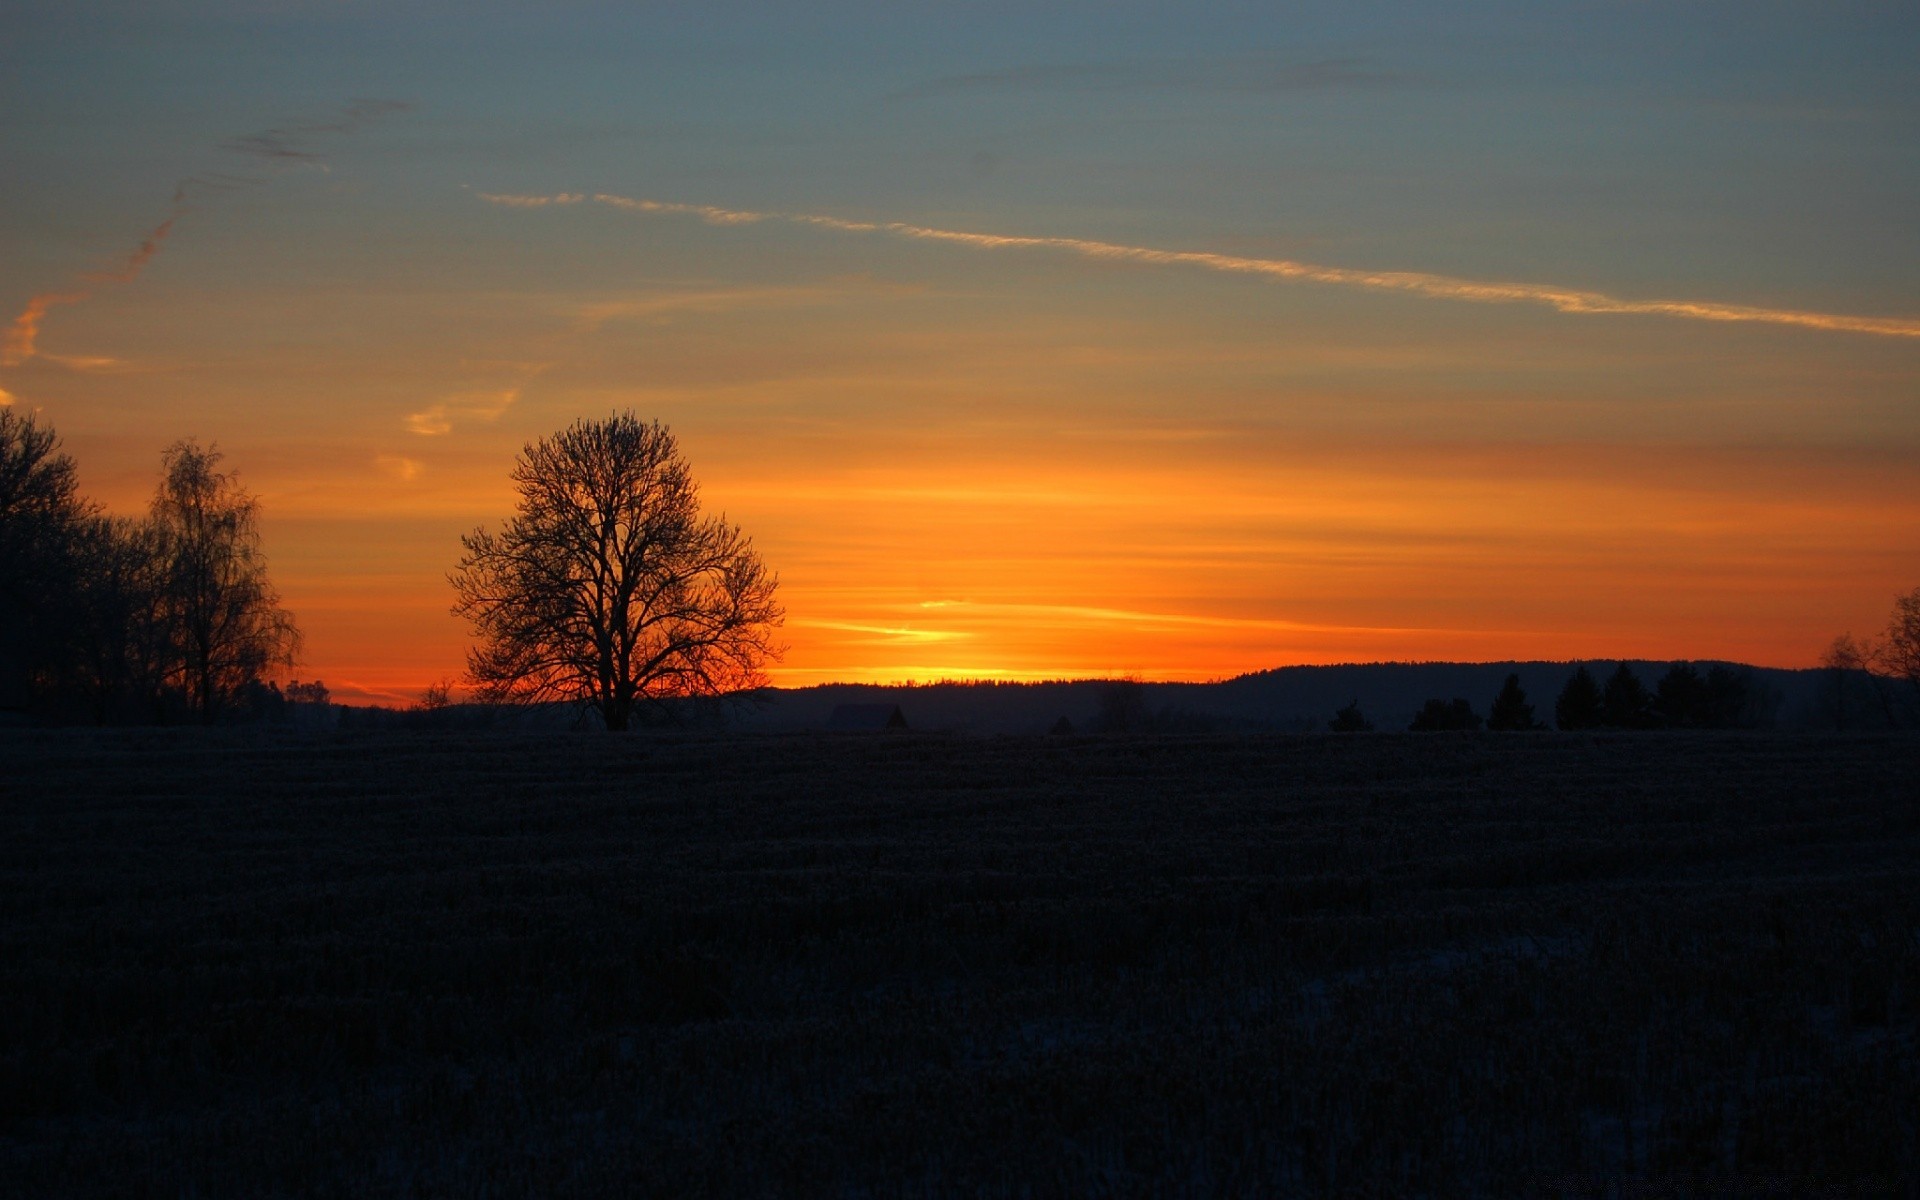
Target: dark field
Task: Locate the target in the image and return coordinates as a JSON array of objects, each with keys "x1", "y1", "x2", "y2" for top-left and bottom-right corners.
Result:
[{"x1": 3, "y1": 730, "x2": 1917, "y2": 1197}]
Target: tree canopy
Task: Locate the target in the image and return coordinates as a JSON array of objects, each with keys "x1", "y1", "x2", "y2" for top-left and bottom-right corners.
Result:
[
  {"x1": 1883, "y1": 587, "x2": 1920, "y2": 700},
  {"x1": 0, "y1": 411, "x2": 92, "y2": 712},
  {"x1": 0, "y1": 418, "x2": 298, "y2": 723},
  {"x1": 151, "y1": 441, "x2": 301, "y2": 720},
  {"x1": 450, "y1": 413, "x2": 783, "y2": 730}
]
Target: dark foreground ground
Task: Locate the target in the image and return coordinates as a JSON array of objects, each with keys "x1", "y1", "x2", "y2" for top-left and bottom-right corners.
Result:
[{"x1": 2, "y1": 730, "x2": 1917, "y2": 1197}]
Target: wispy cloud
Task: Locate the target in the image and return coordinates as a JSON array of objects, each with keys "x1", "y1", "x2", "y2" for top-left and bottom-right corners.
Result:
[
  {"x1": 4, "y1": 216, "x2": 180, "y2": 366},
  {"x1": 572, "y1": 283, "x2": 903, "y2": 333},
  {"x1": 1, "y1": 99, "x2": 411, "y2": 368},
  {"x1": 406, "y1": 409, "x2": 454, "y2": 436},
  {"x1": 373, "y1": 454, "x2": 424, "y2": 481},
  {"x1": 793, "y1": 619, "x2": 970, "y2": 644},
  {"x1": 222, "y1": 98, "x2": 414, "y2": 164},
  {"x1": 35, "y1": 352, "x2": 154, "y2": 374},
  {"x1": 1, "y1": 293, "x2": 86, "y2": 367},
  {"x1": 480, "y1": 191, "x2": 1920, "y2": 341},
  {"x1": 891, "y1": 56, "x2": 1412, "y2": 102},
  {"x1": 917, "y1": 599, "x2": 1437, "y2": 636},
  {"x1": 395, "y1": 281, "x2": 885, "y2": 433},
  {"x1": 475, "y1": 191, "x2": 584, "y2": 208},
  {"x1": 0, "y1": 387, "x2": 14, "y2": 407},
  {"x1": 583, "y1": 194, "x2": 767, "y2": 225},
  {"x1": 331, "y1": 678, "x2": 422, "y2": 707},
  {"x1": 407, "y1": 387, "x2": 523, "y2": 436}
]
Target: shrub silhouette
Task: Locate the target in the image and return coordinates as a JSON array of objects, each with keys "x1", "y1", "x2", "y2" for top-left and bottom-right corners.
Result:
[
  {"x1": 285, "y1": 679, "x2": 330, "y2": 706},
  {"x1": 1328, "y1": 700, "x2": 1373, "y2": 732},
  {"x1": 1409, "y1": 697, "x2": 1482, "y2": 731}
]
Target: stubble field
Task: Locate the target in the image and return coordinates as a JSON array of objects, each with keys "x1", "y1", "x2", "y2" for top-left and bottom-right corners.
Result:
[{"x1": 2, "y1": 729, "x2": 1917, "y2": 1196}]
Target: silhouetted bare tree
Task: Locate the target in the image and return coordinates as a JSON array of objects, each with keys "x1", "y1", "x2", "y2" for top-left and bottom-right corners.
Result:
[
  {"x1": 0, "y1": 411, "x2": 92, "y2": 712},
  {"x1": 413, "y1": 678, "x2": 455, "y2": 712},
  {"x1": 150, "y1": 441, "x2": 301, "y2": 721},
  {"x1": 450, "y1": 414, "x2": 783, "y2": 730},
  {"x1": 0, "y1": 421, "x2": 298, "y2": 723},
  {"x1": 0, "y1": 410, "x2": 86, "y2": 560},
  {"x1": 1878, "y1": 587, "x2": 1920, "y2": 706},
  {"x1": 67, "y1": 515, "x2": 172, "y2": 721},
  {"x1": 1821, "y1": 635, "x2": 1870, "y2": 730}
]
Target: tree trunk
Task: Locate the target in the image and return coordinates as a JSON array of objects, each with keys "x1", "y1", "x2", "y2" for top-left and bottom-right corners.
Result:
[{"x1": 199, "y1": 658, "x2": 217, "y2": 724}]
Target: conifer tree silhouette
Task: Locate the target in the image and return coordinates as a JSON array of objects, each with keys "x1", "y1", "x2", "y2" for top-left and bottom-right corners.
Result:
[
  {"x1": 1601, "y1": 664, "x2": 1654, "y2": 729},
  {"x1": 1487, "y1": 674, "x2": 1542, "y2": 730},
  {"x1": 1555, "y1": 666, "x2": 1604, "y2": 730}
]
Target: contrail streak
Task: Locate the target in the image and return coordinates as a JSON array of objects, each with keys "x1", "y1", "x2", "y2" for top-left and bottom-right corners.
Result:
[
  {"x1": 479, "y1": 190, "x2": 1920, "y2": 341},
  {"x1": 83, "y1": 215, "x2": 179, "y2": 284},
  {"x1": 3, "y1": 100, "x2": 410, "y2": 369},
  {"x1": 3, "y1": 217, "x2": 180, "y2": 366}
]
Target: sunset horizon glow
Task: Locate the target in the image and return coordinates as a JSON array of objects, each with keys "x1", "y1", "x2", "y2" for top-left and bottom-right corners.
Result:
[{"x1": 6, "y1": 4, "x2": 1915, "y2": 706}]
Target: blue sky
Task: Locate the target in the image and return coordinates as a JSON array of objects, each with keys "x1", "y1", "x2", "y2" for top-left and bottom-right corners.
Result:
[{"x1": 10, "y1": 1, "x2": 1916, "y2": 288}]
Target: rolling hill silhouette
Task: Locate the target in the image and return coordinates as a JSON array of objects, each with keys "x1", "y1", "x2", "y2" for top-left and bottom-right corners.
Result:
[{"x1": 739, "y1": 661, "x2": 1838, "y2": 734}]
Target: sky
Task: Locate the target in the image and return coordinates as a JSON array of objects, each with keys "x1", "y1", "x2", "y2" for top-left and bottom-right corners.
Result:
[{"x1": 3, "y1": 1, "x2": 1917, "y2": 703}]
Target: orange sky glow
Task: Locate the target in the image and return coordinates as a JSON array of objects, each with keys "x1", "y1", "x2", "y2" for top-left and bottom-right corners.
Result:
[
  {"x1": 14, "y1": 209, "x2": 1919, "y2": 704},
  {"x1": 5, "y1": 14, "x2": 1917, "y2": 704}
]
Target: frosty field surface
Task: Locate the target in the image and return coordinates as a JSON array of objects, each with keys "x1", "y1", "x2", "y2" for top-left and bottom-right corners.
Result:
[{"x1": 3, "y1": 729, "x2": 1916, "y2": 1196}]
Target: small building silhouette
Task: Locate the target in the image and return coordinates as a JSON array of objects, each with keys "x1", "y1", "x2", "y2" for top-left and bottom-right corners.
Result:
[{"x1": 826, "y1": 703, "x2": 909, "y2": 732}]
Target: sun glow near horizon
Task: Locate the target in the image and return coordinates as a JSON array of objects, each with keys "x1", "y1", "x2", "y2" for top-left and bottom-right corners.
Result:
[
  {"x1": 27, "y1": 266, "x2": 1919, "y2": 702},
  {"x1": 226, "y1": 431, "x2": 1920, "y2": 703}
]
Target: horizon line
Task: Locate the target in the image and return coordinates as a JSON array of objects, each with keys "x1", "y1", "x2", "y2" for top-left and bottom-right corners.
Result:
[{"x1": 322, "y1": 654, "x2": 1829, "y2": 707}]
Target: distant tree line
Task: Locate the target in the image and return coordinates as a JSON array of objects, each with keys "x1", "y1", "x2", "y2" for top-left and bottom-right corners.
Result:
[
  {"x1": 1335, "y1": 663, "x2": 1779, "y2": 733},
  {"x1": 1550, "y1": 662, "x2": 1769, "y2": 730},
  {"x1": 0, "y1": 411, "x2": 299, "y2": 724},
  {"x1": 1820, "y1": 589, "x2": 1920, "y2": 729},
  {"x1": 1090, "y1": 678, "x2": 1221, "y2": 734}
]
